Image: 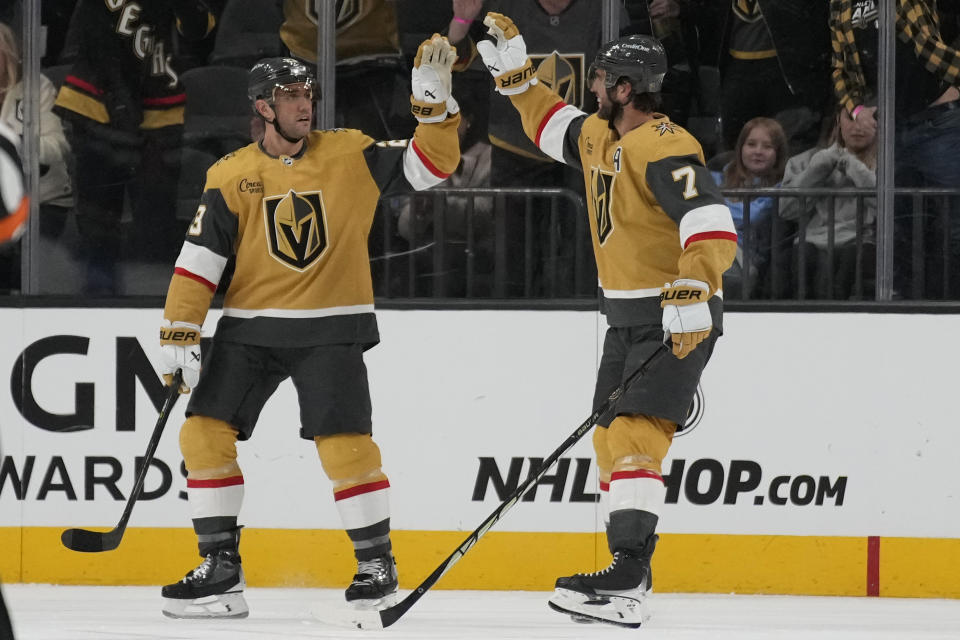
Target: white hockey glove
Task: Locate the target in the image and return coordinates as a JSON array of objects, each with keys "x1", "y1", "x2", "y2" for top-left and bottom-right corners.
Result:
[
  {"x1": 159, "y1": 321, "x2": 202, "y2": 393},
  {"x1": 410, "y1": 33, "x2": 459, "y2": 123},
  {"x1": 476, "y1": 12, "x2": 537, "y2": 95},
  {"x1": 660, "y1": 279, "x2": 712, "y2": 360}
]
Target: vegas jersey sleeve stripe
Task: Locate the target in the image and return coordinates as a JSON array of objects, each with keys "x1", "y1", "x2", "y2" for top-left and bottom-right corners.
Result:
[
  {"x1": 678, "y1": 203, "x2": 738, "y2": 248},
  {"x1": 411, "y1": 139, "x2": 449, "y2": 178},
  {"x1": 535, "y1": 102, "x2": 587, "y2": 167},
  {"x1": 403, "y1": 140, "x2": 449, "y2": 190},
  {"x1": 363, "y1": 122, "x2": 458, "y2": 196},
  {"x1": 174, "y1": 240, "x2": 229, "y2": 290},
  {"x1": 507, "y1": 82, "x2": 586, "y2": 171}
]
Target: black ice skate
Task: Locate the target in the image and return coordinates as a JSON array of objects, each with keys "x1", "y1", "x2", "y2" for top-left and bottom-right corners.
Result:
[
  {"x1": 344, "y1": 553, "x2": 399, "y2": 610},
  {"x1": 548, "y1": 537, "x2": 657, "y2": 629},
  {"x1": 161, "y1": 550, "x2": 249, "y2": 619}
]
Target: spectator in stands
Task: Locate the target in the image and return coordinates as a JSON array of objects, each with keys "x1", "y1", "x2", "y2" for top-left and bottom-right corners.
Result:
[
  {"x1": 712, "y1": 116, "x2": 788, "y2": 298},
  {"x1": 702, "y1": 0, "x2": 830, "y2": 154},
  {"x1": 622, "y1": 0, "x2": 701, "y2": 127},
  {"x1": 447, "y1": 0, "x2": 618, "y2": 296},
  {"x1": 280, "y1": 0, "x2": 414, "y2": 139},
  {"x1": 53, "y1": 0, "x2": 214, "y2": 295},
  {"x1": 0, "y1": 22, "x2": 72, "y2": 292},
  {"x1": 780, "y1": 104, "x2": 877, "y2": 300},
  {"x1": 831, "y1": 0, "x2": 960, "y2": 299}
]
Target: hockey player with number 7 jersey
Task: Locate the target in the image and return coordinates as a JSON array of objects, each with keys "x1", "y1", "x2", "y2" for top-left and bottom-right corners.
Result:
[
  {"x1": 156, "y1": 37, "x2": 460, "y2": 619},
  {"x1": 476, "y1": 12, "x2": 737, "y2": 629}
]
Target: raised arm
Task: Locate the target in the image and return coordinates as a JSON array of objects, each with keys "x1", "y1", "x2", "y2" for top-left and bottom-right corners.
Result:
[
  {"x1": 475, "y1": 12, "x2": 587, "y2": 171},
  {"x1": 363, "y1": 34, "x2": 462, "y2": 195}
]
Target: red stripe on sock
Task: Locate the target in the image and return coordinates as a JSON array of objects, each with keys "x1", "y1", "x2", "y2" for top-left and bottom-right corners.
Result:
[
  {"x1": 866, "y1": 536, "x2": 880, "y2": 596},
  {"x1": 334, "y1": 479, "x2": 390, "y2": 501},
  {"x1": 187, "y1": 475, "x2": 244, "y2": 489},
  {"x1": 599, "y1": 481, "x2": 609, "y2": 492},
  {"x1": 610, "y1": 469, "x2": 663, "y2": 483}
]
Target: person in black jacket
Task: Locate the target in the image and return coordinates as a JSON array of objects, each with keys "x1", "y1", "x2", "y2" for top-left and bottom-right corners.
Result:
[
  {"x1": 53, "y1": 0, "x2": 214, "y2": 295},
  {"x1": 699, "y1": 0, "x2": 831, "y2": 153}
]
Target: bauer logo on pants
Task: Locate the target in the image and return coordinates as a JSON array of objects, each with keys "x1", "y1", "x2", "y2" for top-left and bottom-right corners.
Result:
[{"x1": 263, "y1": 189, "x2": 329, "y2": 271}]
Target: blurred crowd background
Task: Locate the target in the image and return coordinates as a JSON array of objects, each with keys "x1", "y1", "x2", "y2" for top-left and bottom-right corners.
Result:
[{"x1": 3, "y1": 0, "x2": 958, "y2": 302}]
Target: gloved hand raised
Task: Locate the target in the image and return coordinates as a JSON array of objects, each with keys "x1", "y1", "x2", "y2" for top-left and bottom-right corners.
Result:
[
  {"x1": 410, "y1": 33, "x2": 459, "y2": 123},
  {"x1": 159, "y1": 321, "x2": 201, "y2": 393},
  {"x1": 476, "y1": 12, "x2": 537, "y2": 95},
  {"x1": 660, "y1": 279, "x2": 712, "y2": 360}
]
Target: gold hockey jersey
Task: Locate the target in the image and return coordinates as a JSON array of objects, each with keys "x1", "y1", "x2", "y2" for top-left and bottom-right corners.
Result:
[
  {"x1": 506, "y1": 83, "x2": 737, "y2": 326},
  {"x1": 163, "y1": 117, "x2": 460, "y2": 347},
  {"x1": 280, "y1": 0, "x2": 401, "y2": 65}
]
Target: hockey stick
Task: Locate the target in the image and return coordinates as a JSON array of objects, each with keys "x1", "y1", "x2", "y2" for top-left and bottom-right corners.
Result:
[
  {"x1": 351, "y1": 344, "x2": 669, "y2": 629},
  {"x1": 61, "y1": 371, "x2": 183, "y2": 553}
]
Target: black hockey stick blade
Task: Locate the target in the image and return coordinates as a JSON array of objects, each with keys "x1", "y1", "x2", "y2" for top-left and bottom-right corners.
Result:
[
  {"x1": 350, "y1": 346, "x2": 668, "y2": 629},
  {"x1": 61, "y1": 372, "x2": 183, "y2": 553},
  {"x1": 60, "y1": 526, "x2": 124, "y2": 553}
]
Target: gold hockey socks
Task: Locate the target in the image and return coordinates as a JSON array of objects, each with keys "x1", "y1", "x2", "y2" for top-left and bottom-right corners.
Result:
[
  {"x1": 180, "y1": 416, "x2": 244, "y2": 553},
  {"x1": 316, "y1": 434, "x2": 393, "y2": 559}
]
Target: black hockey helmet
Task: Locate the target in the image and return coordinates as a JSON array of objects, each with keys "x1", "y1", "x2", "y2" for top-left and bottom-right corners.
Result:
[
  {"x1": 247, "y1": 57, "x2": 317, "y2": 106},
  {"x1": 588, "y1": 35, "x2": 667, "y2": 95}
]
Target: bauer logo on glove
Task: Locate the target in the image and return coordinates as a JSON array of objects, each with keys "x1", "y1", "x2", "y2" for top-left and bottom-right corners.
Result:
[
  {"x1": 660, "y1": 279, "x2": 712, "y2": 360},
  {"x1": 477, "y1": 12, "x2": 538, "y2": 95},
  {"x1": 159, "y1": 320, "x2": 202, "y2": 393}
]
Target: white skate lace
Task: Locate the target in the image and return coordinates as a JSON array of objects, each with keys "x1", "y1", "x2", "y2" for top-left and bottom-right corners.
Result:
[
  {"x1": 183, "y1": 556, "x2": 214, "y2": 583},
  {"x1": 355, "y1": 558, "x2": 388, "y2": 583},
  {"x1": 581, "y1": 552, "x2": 623, "y2": 578}
]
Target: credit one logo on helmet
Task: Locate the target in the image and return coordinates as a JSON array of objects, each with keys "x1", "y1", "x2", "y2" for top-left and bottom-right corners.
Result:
[{"x1": 263, "y1": 189, "x2": 329, "y2": 270}]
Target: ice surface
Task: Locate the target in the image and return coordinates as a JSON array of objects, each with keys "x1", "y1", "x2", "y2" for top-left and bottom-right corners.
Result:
[{"x1": 5, "y1": 585, "x2": 960, "y2": 640}]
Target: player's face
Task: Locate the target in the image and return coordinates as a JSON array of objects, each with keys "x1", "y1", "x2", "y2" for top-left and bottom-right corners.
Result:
[
  {"x1": 272, "y1": 82, "x2": 314, "y2": 138},
  {"x1": 590, "y1": 69, "x2": 615, "y2": 118},
  {"x1": 740, "y1": 126, "x2": 777, "y2": 176}
]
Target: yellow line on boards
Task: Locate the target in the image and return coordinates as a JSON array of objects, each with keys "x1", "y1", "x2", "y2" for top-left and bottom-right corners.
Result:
[{"x1": 3, "y1": 528, "x2": 959, "y2": 598}]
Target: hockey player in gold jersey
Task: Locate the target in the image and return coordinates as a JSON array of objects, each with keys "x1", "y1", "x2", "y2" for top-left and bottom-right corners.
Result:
[
  {"x1": 477, "y1": 13, "x2": 737, "y2": 628},
  {"x1": 157, "y1": 37, "x2": 460, "y2": 619}
]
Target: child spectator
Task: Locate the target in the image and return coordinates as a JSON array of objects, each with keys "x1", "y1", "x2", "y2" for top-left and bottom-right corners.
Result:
[
  {"x1": 712, "y1": 116, "x2": 787, "y2": 298},
  {"x1": 780, "y1": 104, "x2": 877, "y2": 300}
]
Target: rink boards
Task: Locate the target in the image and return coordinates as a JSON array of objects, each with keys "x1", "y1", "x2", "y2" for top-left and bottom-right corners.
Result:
[{"x1": 1, "y1": 307, "x2": 958, "y2": 598}]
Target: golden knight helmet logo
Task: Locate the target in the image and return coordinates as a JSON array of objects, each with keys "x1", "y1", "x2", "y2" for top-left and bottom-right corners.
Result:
[{"x1": 264, "y1": 189, "x2": 328, "y2": 270}]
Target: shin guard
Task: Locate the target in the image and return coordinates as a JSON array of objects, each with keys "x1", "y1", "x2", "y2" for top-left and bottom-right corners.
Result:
[
  {"x1": 180, "y1": 416, "x2": 244, "y2": 555},
  {"x1": 316, "y1": 433, "x2": 392, "y2": 560}
]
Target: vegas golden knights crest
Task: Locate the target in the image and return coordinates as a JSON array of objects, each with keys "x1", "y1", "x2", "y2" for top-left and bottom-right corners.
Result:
[
  {"x1": 531, "y1": 52, "x2": 585, "y2": 108},
  {"x1": 590, "y1": 167, "x2": 615, "y2": 244},
  {"x1": 732, "y1": 0, "x2": 761, "y2": 22},
  {"x1": 264, "y1": 189, "x2": 328, "y2": 270},
  {"x1": 306, "y1": 0, "x2": 362, "y2": 27}
]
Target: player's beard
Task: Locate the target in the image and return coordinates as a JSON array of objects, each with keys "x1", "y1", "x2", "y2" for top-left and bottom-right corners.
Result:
[
  {"x1": 604, "y1": 100, "x2": 624, "y2": 132},
  {"x1": 597, "y1": 88, "x2": 624, "y2": 130}
]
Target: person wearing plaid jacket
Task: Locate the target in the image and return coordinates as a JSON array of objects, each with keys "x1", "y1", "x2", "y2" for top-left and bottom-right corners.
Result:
[{"x1": 830, "y1": 0, "x2": 960, "y2": 298}]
